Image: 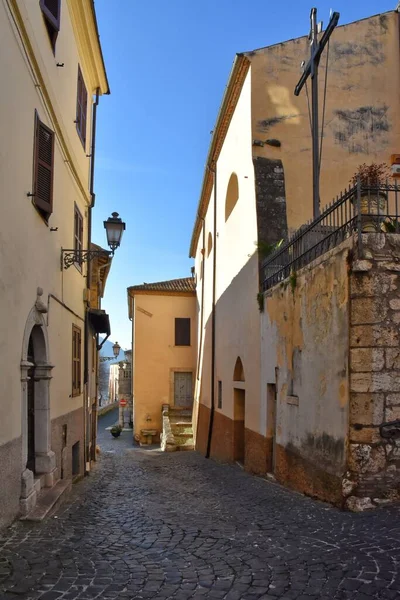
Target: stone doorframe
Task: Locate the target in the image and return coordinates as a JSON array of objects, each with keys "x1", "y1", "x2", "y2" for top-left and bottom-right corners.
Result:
[{"x1": 20, "y1": 288, "x2": 56, "y2": 515}]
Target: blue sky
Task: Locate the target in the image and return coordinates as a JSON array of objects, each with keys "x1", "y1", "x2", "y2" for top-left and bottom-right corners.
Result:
[{"x1": 91, "y1": 0, "x2": 395, "y2": 349}]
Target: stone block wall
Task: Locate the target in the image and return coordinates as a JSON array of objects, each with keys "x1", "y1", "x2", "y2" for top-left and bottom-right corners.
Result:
[{"x1": 346, "y1": 234, "x2": 400, "y2": 510}]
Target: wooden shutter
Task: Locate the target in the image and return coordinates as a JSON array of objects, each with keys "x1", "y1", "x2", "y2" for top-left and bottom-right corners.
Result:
[
  {"x1": 40, "y1": 0, "x2": 61, "y2": 30},
  {"x1": 76, "y1": 67, "x2": 88, "y2": 147},
  {"x1": 72, "y1": 325, "x2": 81, "y2": 396},
  {"x1": 175, "y1": 318, "x2": 191, "y2": 346},
  {"x1": 33, "y1": 113, "x2": 54, "y2": 216}
]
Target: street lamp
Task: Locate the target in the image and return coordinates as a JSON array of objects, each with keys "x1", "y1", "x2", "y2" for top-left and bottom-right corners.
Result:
[
  {"x1": 112, "y1": 341, "x2": 121, "y2": 358},
  {"x1": 61, "y1": 212, "x2": 126, "y2": 269}
]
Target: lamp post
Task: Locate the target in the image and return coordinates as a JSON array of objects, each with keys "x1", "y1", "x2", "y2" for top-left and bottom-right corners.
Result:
[{"x1": 61, "y1": 212, "x2": 126, "y2": 269}]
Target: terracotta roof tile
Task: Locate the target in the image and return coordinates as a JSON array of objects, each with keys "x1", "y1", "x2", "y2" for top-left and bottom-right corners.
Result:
[{"x1": 128, "y1": 277, "x2": 195, "y2": 294}]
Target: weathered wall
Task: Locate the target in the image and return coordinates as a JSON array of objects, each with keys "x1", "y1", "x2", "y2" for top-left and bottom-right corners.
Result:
[
  {"x1": 133, "y1": 293, "x2": 196, "y2": 441},
  {"x1": 262, "y1": 238, "x2": 352, "y2": 504},
  {"x1": 346, "y1": 233, "x2": 400, "y2": 510},
  {"x1": 249, "y1": 11, "x2": 400, "y2": 234}
]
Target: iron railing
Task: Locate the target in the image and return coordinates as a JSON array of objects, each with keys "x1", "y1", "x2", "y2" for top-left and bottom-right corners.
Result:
[{"x1": 261, "y1": 181, "x2": 400, "y2": 292}]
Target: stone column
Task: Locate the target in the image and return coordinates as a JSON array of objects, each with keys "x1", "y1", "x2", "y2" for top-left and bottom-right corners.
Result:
[{"x1": 34, "y1": 363, "x2": 56, "y2": 479}]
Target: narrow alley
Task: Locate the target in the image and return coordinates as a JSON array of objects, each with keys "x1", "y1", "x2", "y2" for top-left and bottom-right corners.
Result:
[{"x1": 0, "y1": 412, "x2": 399, "y2": 600}]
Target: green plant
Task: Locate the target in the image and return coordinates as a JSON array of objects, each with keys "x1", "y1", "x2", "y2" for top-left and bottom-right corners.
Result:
[
  {"x1": 289, "y1": 270, "x2": 297, "y2": 294},
  {"x1": 257, "y1": 292, "x2": 265, "y2": 313},
  {"x1": 350, "y1": 162, "x2": 390, "y2": 187},
  {"x1": 110, "y1": 425, "x2": 122, "y2": 438},
  {"x1": 257, "y1": 238, "x2": 284, "y2": 258}
]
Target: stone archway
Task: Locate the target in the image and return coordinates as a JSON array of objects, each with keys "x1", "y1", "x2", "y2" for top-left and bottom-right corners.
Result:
[{"x1": 20, "y1": 288, "x2": 55, "y2": 515}]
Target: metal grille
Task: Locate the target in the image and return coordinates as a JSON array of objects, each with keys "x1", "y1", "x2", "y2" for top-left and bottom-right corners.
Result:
[{"x1": 261, "y1": 182, "x2": 400, "y2": 292}]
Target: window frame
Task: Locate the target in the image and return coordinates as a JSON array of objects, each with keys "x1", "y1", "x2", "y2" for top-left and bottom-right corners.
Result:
[
  {"x1": 175, "y1": 318, "x2": 191, "y2": 347},
  {"x1": 32, "y1": 111, "x2": 54, "y2": 220},
  {"x1": 76, "y1": 66, "x2": 88, "y2": 148},
  {"x1": 72, "y1": 325, "x2": 82, "y2": 397},
  {"x1": 73, "y1": 203, "x2": 84, "y2": 271}
]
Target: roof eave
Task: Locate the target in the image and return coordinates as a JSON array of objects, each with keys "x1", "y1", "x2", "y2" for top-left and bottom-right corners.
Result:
[{"x1": 189, "y1": 53, "x2": 250, "y2": 258}]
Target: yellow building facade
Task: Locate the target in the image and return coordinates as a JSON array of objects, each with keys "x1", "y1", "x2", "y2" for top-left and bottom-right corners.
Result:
[
  {"x1": 128, "y1": 278, "x2": 196, "y2": 445},
  {"x1": 0, "y1": 0, "x2": 109, "y2": 527}
]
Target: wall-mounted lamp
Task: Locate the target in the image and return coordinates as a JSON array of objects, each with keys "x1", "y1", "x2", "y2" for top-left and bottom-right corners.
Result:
[{"x1": 61, "y1": 212, "x2": 126, "y2": 269}]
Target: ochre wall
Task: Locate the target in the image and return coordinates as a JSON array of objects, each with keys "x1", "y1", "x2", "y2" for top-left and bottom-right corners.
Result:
[
  {"x1": 133, "y1": 293, "x2": 197, "y2": 440},
  {"x1": 261, "y1": 238, "x2": 352, "y2": 504},
  {"x1": 249, "y1": 11, "x2": 400, "y2": 234}
]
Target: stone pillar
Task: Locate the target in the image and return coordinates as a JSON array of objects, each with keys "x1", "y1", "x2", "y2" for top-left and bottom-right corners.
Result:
[
  {"x1": 34, "y1": 363, "x2": 57, "y2": 483},
  {"x1": 346, "y1": 233, "x2": 400, "y2": 510}
]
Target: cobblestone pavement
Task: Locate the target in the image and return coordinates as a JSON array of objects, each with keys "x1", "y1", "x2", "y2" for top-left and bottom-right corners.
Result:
[{"x1": 1, "y1": 415, "x2": 400, "y2": 600}]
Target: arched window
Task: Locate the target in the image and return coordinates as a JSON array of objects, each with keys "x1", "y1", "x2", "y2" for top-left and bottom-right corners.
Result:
[
  {"x1": 225, "y1": 173, "x2": 239, "y2": 222},
  {"x1": 233, "y1": 356, "x2": 245, "y2": 382},
  {"x1": 207, "y1": 232, "x2": 213, "y2": 257}
]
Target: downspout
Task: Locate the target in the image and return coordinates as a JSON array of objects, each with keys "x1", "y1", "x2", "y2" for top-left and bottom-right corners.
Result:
[
  {"x1": 196, "y1": 219, "x2": 206, "y2": 381},
  {"x1": 84, "y1": 88, "x2": 100, "y2": 472},
  {"x1": 206, "y1": 163, "x2": 217, "y2": 459}
]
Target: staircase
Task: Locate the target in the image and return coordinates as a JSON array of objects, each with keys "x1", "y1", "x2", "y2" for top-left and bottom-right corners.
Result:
[{"x1": 161, "y1": 405, "x2": 194, "y2": 452}]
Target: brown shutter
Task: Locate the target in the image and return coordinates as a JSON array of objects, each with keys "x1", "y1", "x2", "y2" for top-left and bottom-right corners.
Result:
[
  {"x1": 72, "y1": 325, "x2": 82, "y2": 396},
  {"x1": 33, "y1": 113, "x2": 54, "y2": 216},
  {"x1": 40, "y1": 0, "x2": 61, "y2": 30},
  {"x1": 175, "y1": 318, "x2": 191, "y2": 346},
  {"x1": 76, "y1": 67, "x2": 88, "y2": 147}
]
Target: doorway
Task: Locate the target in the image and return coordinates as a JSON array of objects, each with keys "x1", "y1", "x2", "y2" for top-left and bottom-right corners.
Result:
[
  {"x1": 267, "y1": 383, "x2": 277, "y2": 473},
  {"x1": 233, "y1": 388, "x2": 245, "y2": 463},
  {"x1": 174, "y1": 372, "x2": 193, "y2": 407},
  {"x1": 27, "y1": 336, "x2": 35, "y2": 473}
]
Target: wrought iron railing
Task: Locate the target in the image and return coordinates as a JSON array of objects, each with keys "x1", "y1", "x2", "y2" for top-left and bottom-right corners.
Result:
[{"x1": 261, "y1": 182, "x2": 400, "y2": 292}]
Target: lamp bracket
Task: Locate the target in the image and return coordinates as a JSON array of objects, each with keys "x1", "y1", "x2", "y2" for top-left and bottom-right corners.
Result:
[{"x1": 61, "y1": 248, "x2": 112, "y2": 270}]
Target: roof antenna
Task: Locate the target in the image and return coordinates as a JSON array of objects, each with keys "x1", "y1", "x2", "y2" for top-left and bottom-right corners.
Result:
[{"x1": 191, "y1": 266, "x2": 195, "y2": 278}]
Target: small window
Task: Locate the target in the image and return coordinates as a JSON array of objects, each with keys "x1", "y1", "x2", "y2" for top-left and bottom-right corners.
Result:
[
  {"x1": 33, "y1": 112, "x2": 54, "y2": 220},
  {"x1": 225, "y1": 173, "x2": 239, "y2": 221},
  {"x1": 175, "y1": 318, "x2": 191, "y2": 346},
  {"x1": 40, "y1": 0, "x2": 61, "y2": 52},
  {"x1": 72, "y1": 325, "x2": 81, "y2": 396},
  {"x1": 207, "y1": 232, "x2": 213, "y2": 257},
  {"x1": 76, "y1": 66, "x2": 88, "y2": 148},
  {"x1": 74, "y1": 204, "x2": 83, "y2": 269},
  {"x1": 218, "y1": 380, "x2": 222, "y2": 409}
]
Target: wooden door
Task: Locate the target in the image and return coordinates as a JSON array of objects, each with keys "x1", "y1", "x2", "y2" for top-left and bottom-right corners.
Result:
[{"x1": 174, "y1": 372, "x2": 193, "y2": 407}]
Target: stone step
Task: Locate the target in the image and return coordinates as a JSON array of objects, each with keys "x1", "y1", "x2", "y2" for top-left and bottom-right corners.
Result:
[
  {"x1": 172, "y1": 431, "x2": 193, "y2": 439},
  {"x1": 178, "y1": 444, "x2": 194, "y2": 451},
  {"x1": 168, "y1": 407, "x2": 192, "y2": 417},
  {"x1": 21, "y1": 480, "x2": 71, "y2": 522}
]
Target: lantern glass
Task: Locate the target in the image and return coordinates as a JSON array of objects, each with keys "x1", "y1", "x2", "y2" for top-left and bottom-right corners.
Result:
[{"x1": 104, "y1": 212, "x2": 126, "y2": 251}]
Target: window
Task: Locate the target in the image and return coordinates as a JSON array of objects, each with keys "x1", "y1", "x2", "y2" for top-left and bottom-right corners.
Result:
[
  {"x1": 72, "y1": 325, "x2": 81, "y2": 396},
  {"x1": 218, "y1": 380, "x2": 222, "y2": 409},
  {"x1": 74, "y1": 204, "x2": 83, "y2": 269},
  {"x1": 175, "y1": 318, "x2": 191, "y2": 346},
  {"x1": 225, "y1": 173, "x2": 239, "y2": 221},
  {"x1": 40, "y1": 0, "x2": 61, "y2": 52},
  {"x1": 33, "y1": 112, "x2": 54, "y2": 219},
  {"x1": 76, "y1": 66, "x2": 88, "y2": 148}
]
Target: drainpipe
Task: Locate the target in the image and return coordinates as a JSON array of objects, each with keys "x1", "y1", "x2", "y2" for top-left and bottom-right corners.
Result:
[
  {"x1": 196, "y1": 220, "x2": 206, "y2": 381},
  {"x1": 84, "y1": 88, "x2": 100, "y2": 473},
  {"x1": 206, "y1": 163, "x2": 217, "y2": 458}
]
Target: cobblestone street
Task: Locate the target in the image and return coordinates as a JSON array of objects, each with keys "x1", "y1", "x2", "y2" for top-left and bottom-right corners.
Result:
[{"x1": 1, "y1": 411, "x2": 400, "y2": 600}]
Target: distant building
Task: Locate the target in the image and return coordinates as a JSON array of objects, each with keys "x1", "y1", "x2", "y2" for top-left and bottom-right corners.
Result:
[{"x1": 127, "y1": 278, "x2": 196, "y2": 445}]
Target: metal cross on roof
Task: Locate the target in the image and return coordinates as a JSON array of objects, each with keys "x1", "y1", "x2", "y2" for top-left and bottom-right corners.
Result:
[{"x1": 294, "y1": 8, "x2": 340, "y2": 219}]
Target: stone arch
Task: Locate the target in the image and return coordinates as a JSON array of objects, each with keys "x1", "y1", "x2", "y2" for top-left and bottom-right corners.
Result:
[
  {"x1": 20, "y1": 288, "x2": 56, "y2": 516},
  {"x1": 207, "y1": 232, "x2": 213, "y2": 257},
  {"x1": 233, "y1": 356, "x2": 245, "y2": 382},
  {"x1": 225, "y1": 173, "x2": 239, "y2": 222}
]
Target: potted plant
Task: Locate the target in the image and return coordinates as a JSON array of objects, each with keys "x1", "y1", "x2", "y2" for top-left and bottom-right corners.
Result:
[
  {"x1": 350, "y1": 163, "x2": 390, "y2": 232},
  {"x1": 110, "y1": 424, "x2": 122, "y2": 438}
]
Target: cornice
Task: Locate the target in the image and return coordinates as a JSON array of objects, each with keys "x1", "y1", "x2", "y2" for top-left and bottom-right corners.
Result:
[
  {"x1": 66, "y1": 0, "x2": 109, "y2": 94},
  {"x1": 189, "y1": 54, "x2": 250, "y2": 258}
]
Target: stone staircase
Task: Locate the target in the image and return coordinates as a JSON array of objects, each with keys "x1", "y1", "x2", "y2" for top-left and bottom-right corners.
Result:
[{"x1": 161, "y1": 405, "x2": 194, "y2": 452}]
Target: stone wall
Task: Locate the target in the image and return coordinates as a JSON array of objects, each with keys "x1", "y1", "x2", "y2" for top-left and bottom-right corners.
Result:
[{"x1": 346, "y1": 233, "x2": 400, "y2": 510}]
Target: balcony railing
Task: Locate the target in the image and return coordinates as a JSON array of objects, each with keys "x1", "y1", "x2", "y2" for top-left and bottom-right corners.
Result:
[{"x1": 261, "y1": 182, "x2": 400, "y2": 292}]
